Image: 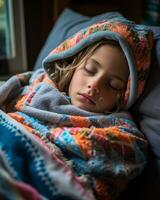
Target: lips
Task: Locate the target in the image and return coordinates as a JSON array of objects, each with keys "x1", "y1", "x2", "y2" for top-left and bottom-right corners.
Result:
[{"x1": 78, "y1": 93, "x2": 96, "y2": 105}]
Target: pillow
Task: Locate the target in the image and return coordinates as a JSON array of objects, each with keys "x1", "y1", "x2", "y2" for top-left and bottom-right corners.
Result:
[{"x1": 34, "y1": 8, "x2": 122, "y2": 70}]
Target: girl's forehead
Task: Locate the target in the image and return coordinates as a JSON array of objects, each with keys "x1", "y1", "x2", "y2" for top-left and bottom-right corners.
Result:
[
  {"x1": 93, "y1": 43, "x2": 124, "y2": 56},
  {"x1": 91, "y1": 45, "x2": 127, "y2": 65},
  {"x1": 87, "y1": 45, "x2": 129, "y2": 79}
]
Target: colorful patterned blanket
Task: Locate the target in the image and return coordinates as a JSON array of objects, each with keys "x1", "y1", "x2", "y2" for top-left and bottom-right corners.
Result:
[{"x1": 0, "y1": 70, "x2": 147, "y2": 200}]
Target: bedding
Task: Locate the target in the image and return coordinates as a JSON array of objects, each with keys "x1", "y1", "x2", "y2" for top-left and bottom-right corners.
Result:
[
  {"x1": 0, "y1": 69, "x2": 147, "y2": 200},
  {"x1": 34, "y1": 8, "x2": 160, "y2": 199}
]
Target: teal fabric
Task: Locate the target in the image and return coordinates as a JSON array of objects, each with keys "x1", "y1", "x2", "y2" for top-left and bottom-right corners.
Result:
[{"x1": 0, "y1": 111, "x2": 68, "y2": 200}]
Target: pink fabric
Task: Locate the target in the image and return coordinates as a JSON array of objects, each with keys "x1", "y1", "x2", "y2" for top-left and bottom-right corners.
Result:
[{"x1": 15, "y1": 181, "x2": 42, "y2": 200}]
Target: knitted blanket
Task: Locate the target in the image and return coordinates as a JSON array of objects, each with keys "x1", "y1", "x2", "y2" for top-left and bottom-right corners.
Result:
[{"x1": 0, "y1": 70, "x2": 147, "y2": 200}]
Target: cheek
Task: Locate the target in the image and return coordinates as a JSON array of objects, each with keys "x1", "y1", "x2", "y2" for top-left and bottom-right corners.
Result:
[
  {"x1": 101, "y1": 91, "x2": 117, "y2": 105},
  {"x1": 68, "y1": 71, "x2": 84, "y2": 95},
  {"x1": 74, "y1": 70, "x2": 86, "y2": 84},
  {"x1": 68, "y1": 78, "x2": 74, "y2": 96}
]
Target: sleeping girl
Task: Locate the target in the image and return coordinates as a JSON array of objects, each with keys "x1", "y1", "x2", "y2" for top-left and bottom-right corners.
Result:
[{"x1": 0, "y1": 16, "x2": 153, "y2": 200}]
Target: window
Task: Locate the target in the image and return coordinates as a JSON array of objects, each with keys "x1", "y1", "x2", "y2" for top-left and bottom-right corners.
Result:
[{"x1": 0, "y1": 0, "x2": 27, "y2": 75}]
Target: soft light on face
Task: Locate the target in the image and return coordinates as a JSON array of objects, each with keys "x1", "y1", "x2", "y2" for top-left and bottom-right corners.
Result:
[{"x1": 68, "y1": 44, "x2": 129, "y2": 113}]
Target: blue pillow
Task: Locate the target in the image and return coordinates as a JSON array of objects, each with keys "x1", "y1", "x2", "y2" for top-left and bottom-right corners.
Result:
[{"x1": 34, "y1": 8, "x2": 121, "y2": 70}]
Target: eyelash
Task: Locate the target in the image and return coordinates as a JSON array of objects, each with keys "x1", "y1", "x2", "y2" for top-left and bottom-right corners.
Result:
[
  {"x1": 108, "y1": 84, "x2": 119, "y2": 91},
  {"x1": 104, "y1": 82, "x2": 115, "y2": 90}
]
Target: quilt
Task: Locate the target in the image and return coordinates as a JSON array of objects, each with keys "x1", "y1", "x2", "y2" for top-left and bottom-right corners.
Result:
[{"x1": 0, "y1": 70, "x2": 147, "y2": 200}]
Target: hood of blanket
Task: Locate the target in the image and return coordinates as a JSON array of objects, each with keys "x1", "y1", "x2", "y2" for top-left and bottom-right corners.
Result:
[{"x1": 43, "y1": 17, "x2": 153, "y2": 109}]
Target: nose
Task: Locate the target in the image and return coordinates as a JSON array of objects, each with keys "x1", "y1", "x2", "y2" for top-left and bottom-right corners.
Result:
[{"x1": 87, "y1": 81, "x2": 100, "y2": 95}]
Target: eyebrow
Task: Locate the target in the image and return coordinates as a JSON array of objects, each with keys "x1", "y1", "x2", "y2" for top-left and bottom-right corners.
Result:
[{"x1": 90, "y1": 58, "x2": 126, "y2": 82}]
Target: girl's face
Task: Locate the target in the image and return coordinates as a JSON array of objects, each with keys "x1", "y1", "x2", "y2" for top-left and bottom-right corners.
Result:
[{"x1": 68, "y1": 44, "x2": 129, "y2": 113}]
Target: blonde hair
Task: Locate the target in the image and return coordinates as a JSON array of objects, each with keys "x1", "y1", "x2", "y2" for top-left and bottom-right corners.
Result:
[{"x1": 49, "y1": 40, "x2": 122, "y2": 92}]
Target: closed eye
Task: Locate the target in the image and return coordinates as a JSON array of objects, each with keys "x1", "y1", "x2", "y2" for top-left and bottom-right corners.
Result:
[
  {"x1": 84, "y1": 67, "x2": 94, "y2": 74},
  {"x1": 109, "y1": 84, "x2": 122, "y2": 91},
  {"x1": 107, "y1": 79, "x2": 125, "y2": 91},
  {"x1": 84, "y1": 64, "x2": 96, "y2": 75}
]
